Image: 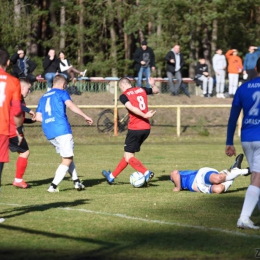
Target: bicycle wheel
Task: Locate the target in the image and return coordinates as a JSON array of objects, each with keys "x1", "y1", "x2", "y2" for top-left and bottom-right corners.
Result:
[
  {"x1": 118, "y1": 114, "x2": 129, "y2": 132},
  {"x1": 97, "y1": 109, "x2": 114, "y2": 133}
]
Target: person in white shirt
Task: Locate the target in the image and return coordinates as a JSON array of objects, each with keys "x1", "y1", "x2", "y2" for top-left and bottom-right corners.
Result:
[
  {"x1": 59, "y1": 51, "x2": 87, "y2": 83},
  {"x1": 212, "y1": 48, "x2": 227, "y2": 98}
]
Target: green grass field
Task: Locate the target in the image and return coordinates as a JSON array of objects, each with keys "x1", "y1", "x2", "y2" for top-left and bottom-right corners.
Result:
[{"x1": 0, "y1": 135, "x2": 259, "y2": 260}]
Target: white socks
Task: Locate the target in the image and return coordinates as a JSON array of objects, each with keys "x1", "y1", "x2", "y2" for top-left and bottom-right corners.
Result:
[
  {"x1": 222, "y1": 180, "x2": 233, "y2": 192},
  {"x1": 224, "y1": 168, "x2": 248, "y2": 181},
  {"x1": 52, "y1": 164, "x2": 69, "y2": 186},
  {"x1": 240, "y1": 185, "x2": 260, "y2": 220},
  {"x1": 68, "y1": 162, "x2": 79, "y2": 181}
]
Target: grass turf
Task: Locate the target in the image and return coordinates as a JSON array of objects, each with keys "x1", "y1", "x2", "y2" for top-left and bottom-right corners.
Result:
[{"x1": 0, "y1": 136, "x2": 259, "y2": 260}]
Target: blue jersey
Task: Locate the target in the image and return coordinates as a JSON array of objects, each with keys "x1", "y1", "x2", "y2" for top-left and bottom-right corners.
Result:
[
  {"x1": 226, "y1": 77, "x2": 260, "y2": 144},
  {"x1": 36, "y1": 88, "x2": 72, "y2": 140},
  {"x1": 178, "y1": 170, "x2": 198, "y2": 192}
]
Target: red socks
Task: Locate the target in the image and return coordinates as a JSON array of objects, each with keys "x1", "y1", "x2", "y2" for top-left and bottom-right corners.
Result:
[
  {"x1": 128, "y1": 157, "x2": 147, "y2": 174},
  {"x1": 112, "y1": 157, "x2": 128, "y2": 177},
  {"x1": 15, "y1": 157, "x2": 28, "y2": 179}
]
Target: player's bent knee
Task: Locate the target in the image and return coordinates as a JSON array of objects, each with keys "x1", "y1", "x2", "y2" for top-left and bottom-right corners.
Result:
[{"x1": 212, "y1": 184, "x2": 224, "y2": 194}]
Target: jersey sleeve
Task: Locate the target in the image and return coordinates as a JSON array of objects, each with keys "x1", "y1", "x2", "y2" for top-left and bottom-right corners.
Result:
[
  {"x1": 61, "y1": 91, "x2": 71, "y2": 103},
  {"x1": 119, "y1": 94, "x2": 129, "y2": 105},
  {"x1": 143, "y1": 87, "x2": 152, "y2": 95},
  {"x1": 36, "y1": 97, "x2": 43, "y2": 113}
]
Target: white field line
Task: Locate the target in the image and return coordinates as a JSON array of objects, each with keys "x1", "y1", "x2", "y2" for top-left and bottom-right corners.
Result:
[{"x1": 1, "y1": 202, "x2": 260, "y2": 239}]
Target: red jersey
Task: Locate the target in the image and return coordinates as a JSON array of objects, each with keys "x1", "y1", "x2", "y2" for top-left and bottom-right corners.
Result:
[
  {"x1": 120, "y1": 87, "x2": 151, "y2": 130},
  {"x1": 0, "y1": 68, "x2": 22, "y2": 136}
]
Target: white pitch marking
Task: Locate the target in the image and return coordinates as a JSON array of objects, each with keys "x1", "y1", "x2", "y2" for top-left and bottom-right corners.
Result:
[{"x1": 1, "y1": 203, "x2": 260, "y2": 239}]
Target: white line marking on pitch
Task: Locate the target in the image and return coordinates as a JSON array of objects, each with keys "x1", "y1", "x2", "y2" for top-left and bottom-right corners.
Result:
[{"x1": 1, "y1": 202, "x2": 259, "y2": 239}]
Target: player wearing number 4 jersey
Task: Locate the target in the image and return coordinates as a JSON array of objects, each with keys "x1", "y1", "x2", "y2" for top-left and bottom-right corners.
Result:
[
  {"x1": 226, "y1": 57, "x2": 260, "y2": 229},
  {"x1": 35, "y1": 75, "x2": 93, "y2": 192},
  {"x1": 102, "y1": 77, "x2": 159, "y2": 186},
  {"x1": 0, "y1": 48, "x2": 23, "y2": 223}
]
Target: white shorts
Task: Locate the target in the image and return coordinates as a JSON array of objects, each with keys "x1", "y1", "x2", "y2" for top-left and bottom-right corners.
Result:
[
  {"x1": 194, "y1": 167, "x2": 218, "y2": 194},
  {"x1": 49, "y1": 134, "x2": 74, "y2": 158},
  {"x1": 242, "y1": 141, "x2": 260, "y2": 172}
]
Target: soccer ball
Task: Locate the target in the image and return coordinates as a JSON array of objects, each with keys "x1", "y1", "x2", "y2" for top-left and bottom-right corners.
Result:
[{"x1": 130, "y1": 171, "x2": 145, "y2": 188}]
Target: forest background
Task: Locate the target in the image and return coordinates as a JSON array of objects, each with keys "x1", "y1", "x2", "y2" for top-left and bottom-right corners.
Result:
[{"x1": 1, "y1": 0, "x2": 260, "y2": 79}]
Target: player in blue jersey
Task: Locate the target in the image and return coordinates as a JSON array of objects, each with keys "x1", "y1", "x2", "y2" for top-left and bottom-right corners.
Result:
[
  {"x1": 35, "y1": 75, "x2": 93, "y2": 192},
  {"x1": 170, "y1": 154, "x2": 250, "y2": 194},
  {"x1": 226, "y1": 57, "x2": 260, "y2": 229}
]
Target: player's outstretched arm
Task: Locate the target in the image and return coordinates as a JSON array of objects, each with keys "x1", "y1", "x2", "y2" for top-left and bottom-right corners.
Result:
[
  {"x1": 65, "y1": 100, "x2": 93, "y2": 125},
  {"x1": 148, "y1": 77, "x2": 159, "y2": 94}
]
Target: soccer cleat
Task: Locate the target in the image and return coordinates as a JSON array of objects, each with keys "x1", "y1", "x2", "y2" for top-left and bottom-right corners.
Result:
[
  {"x1": 102, "y1": 170, "x2": 114, "y2": 185},
  {"x1": 144, "y1": 171, "x2": 154, "y2": 186},
  {"x1": 13, "y1": 180, "x2": 30, "y2": 189},
  {"x1": 74, "y1": 182, "x2": 85, "y2": 191},
  {"x1": 0, "y1": 218, "x2": 5, "y2": 223},
  {"x1": 244, "y1": 167, "x2": 252, "y2": 177},
  {"x1": 47, "y1": 186, "x2": 59, "y2": 193},
  {"x1": 230, "y1": 154, "x2": 244, "y2": 170},
  {"x1": 237, "y1": 218, "x2": 259, "y2": 230}
]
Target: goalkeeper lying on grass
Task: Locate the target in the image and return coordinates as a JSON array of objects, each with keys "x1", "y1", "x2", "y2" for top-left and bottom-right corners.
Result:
[{"x1": 170, "y1": 154, "x2": 250, "y2": 194}]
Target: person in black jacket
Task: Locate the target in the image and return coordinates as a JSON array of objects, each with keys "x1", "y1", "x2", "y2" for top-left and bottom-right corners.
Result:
[
  {"x1": 133, "y1": 40, "x2": 155, "y2": 88},
  {"x1": 165, "y1": 45, "x2": 184, "y2": 95},
  {"x1": 43, "y1": 49, "x2": 67, "y2": 92},
  {"x1": 195, "y1": 58, "x2": 214, "y2": 98},
  {"x1": 10, "y1": 48, "x2": 37, "y2": 83}
]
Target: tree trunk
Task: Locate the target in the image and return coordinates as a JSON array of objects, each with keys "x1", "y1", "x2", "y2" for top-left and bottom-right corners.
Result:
[
  {"x1": 77, "y1": 0, "x2": 84, "y2": 68},
  {"x1": 211, "y1": 19, "x2": 217, "y2": 58},
  {"x1": 60, "y1": 1, "x2": 66, "y2": 50}
]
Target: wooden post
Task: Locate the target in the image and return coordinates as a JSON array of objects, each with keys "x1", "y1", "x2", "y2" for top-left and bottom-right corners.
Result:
[
  {"x1": 177, "y1": 106, "x2": 181, "y2": 137},
  {"x1": 114, "y1": 80, "x2": 118, "y2": 136}
]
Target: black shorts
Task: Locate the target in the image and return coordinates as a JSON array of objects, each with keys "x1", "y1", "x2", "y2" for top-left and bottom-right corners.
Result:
[
  {"x1": 9, "y1": 136, "x2": 29, "y2": 153},
  {"x1": 124, "y1": 129, "x2": 150, "y2": 153}
]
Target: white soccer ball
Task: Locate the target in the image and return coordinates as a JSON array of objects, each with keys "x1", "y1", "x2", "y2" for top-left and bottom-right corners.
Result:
[{"x1": 130, "y1": 171, "x2": 145, "y2": 188}]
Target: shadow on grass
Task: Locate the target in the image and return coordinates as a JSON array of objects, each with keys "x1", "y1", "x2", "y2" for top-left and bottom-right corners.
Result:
[{"x1": 1, "y1": 199, "x2": 89, "y2": 219}]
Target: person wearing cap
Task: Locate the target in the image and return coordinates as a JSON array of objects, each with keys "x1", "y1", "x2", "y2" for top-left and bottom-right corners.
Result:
[
  {"x1": 225, "y1": 49, "x2": 243, "y2": 98},
  {"x1": 133, "y1": 40, "x2": 156, "y2": 88},
  {"x1": 165, "y1": 44, "x2": 185, "y2": 96},
  {"x1": 212, "y1": 48, "x2": 227, "y2": 98},
  {"x1": 243, "y1": 46, "x2": 260, "y2": 81}
]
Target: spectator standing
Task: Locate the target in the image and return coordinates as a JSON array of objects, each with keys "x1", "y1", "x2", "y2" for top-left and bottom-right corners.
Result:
[
  {"x1": 225, "y1": 49, "x2": 243, "y2": 98},
  {"x1": 133, "y1": 40, "x2": 155, "y2": 88},
  {"x1": 212, "y1": 48, "x2": 226, "y2": 98},
  {"x1": 195, "y1": 58, "x2": 214, "y2": 98},
  {"x1": 243, "y1": 46, "x2": 260, "y2": 81},
  {"x1": 43, "y1": 49, "x2": 67, "y2": 92},
  {"x1": 225, "y1": 57, "x2": 260, "y2": 230},
  {"x1": 0, "y1": 48, "x2": 23, "y2": 223},
  {"x1": 10, "y1": 48, "x2": 37, "y2": 83},
  {"x1": 165, "y1": 45, "x2": 185, "y2": 96}
]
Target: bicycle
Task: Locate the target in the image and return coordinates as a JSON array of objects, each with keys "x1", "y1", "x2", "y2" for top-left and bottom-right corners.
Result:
[{"x1": 97, "y1": 109, "x2": 129, "y2": 133}]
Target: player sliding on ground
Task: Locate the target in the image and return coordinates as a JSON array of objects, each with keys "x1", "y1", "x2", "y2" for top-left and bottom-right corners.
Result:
[
  {"x1": 170, "y1": 154, "x2": 251, "y2": 194},
  {"x1": 35, "y1": 75, "x2": 93, "y2": 192},
  {"x1": 102, "y1": 77, "x2": 159, "y2": 186}
]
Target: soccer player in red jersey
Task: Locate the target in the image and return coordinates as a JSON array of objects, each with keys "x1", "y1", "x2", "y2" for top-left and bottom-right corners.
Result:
[
  {"x1": 0, "y1": 48, "x2": 23, "y2": 223},
  {"x1": 9, "y1": 78, "x2": 35, "y2": 189},
  {"x1": 102, "y1": 77, "x2": 159, "y2": 186}
]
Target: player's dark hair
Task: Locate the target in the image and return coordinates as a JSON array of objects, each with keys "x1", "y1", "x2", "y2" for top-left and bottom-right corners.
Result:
[
  {"x1": 0, "y1": 48, "x2": 10, "y2": 66},
  {"x1": 256, "y1": 57, "x2": 260, "y2": 73},
  {"x1": 19, "y1": 77, "x2": 31, "y2": 86},
  {"x1": 118, "y1": 77, "x2": 131, "y2": 87}
]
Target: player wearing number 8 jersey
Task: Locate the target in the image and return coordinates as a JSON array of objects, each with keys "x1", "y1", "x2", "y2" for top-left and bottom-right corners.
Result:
[
  {"x1": 0, "y1": 48, "x2": 22, "y2": 223},
  {"x1": 35, "y1": 75, "x2": 93, "y2": 192},
  {"x1": 226, "y1": 57, "x2": 260, "y2": 229},
  {"x1": 102, "y1": 77, "x2": 159, "y2": 186}
]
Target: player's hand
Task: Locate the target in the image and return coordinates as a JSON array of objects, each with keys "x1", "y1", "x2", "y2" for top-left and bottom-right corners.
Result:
[
  {"x1": 16, "y1": 125, "x2": 24, "y2": 146},
  {"x1": 29, "y1": 110, "x2": 36, "y2": 121},
  {"x1": 85, "y1": 116, "x2": 93, "y2": 125},
  {"x1": 173, "y1": 187, "x2": 181, "y2": 192},
  {"x1": 225, "y1": 145, "x2": 236, "y2": 157},
  {"x1": 144, "y1": 110, "x2": 156, "y2": 119}
]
